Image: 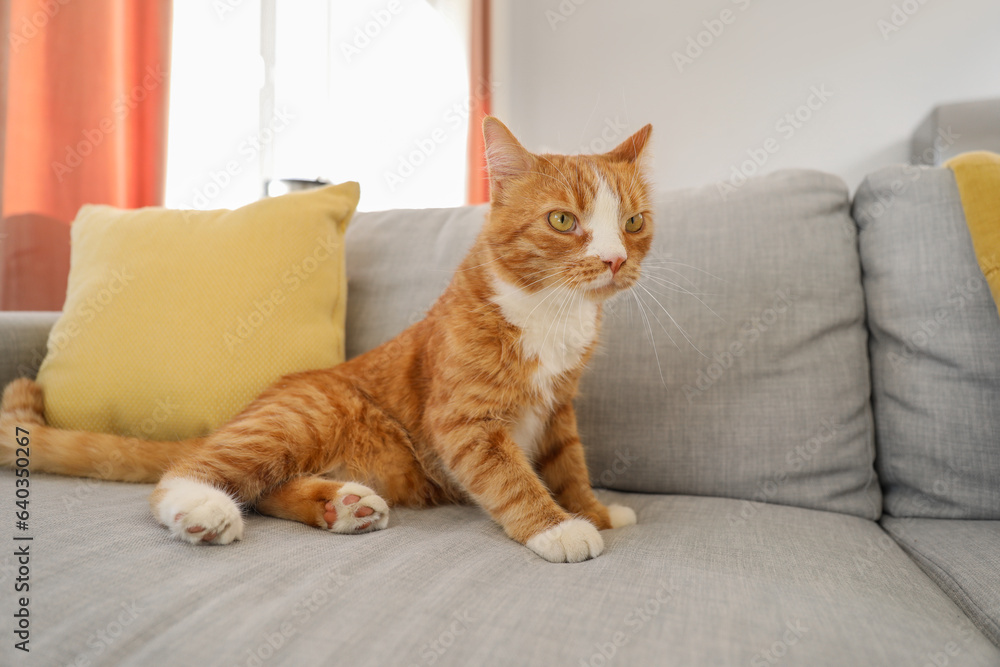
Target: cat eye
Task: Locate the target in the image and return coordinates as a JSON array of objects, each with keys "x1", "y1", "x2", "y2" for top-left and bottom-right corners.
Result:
[
  {"x1": 625, "y1": 213, "x2": 644, "y2": 233},
  {"x1": 547, "y1": 211, "x2": 577, "y2": 233}
]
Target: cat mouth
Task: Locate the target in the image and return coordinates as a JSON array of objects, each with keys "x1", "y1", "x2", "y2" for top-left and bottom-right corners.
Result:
[{"x1": 583, "y1": 274, "x2": 630, "y2": 297}]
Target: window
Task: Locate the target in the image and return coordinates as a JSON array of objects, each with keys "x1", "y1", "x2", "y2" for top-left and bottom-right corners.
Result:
[{"x1": 165, "y1": 0, "x2": 469, "y2": 212}]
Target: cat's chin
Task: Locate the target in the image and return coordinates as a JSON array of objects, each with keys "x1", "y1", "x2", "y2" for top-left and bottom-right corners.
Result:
[{"x1": 583, "y1": 280, "x2": 630, "y2": 301}]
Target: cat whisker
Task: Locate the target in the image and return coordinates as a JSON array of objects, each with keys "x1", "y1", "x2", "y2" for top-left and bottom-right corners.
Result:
[
  {"x1": 574, "y1": 97, "x2": 602, "y2": 151},
  {"x1": 643, "y1": 258, "x2": 725, "y2": 284},
  {"x1": 561, "y1": 287, "x2": 585, "y2": 355},
  {"x1": 567, "y1": 290, "x2": 583, "y2": 352},
  {"x1": 634, "y1": 282, "x2": 709, "y2": 358},
  {"x1": 446, "y1": 251, "x2": 510, "y2": 273},
  {"x1": 523, "y1": 168, "x2": 573, "y2": 192},
  {"x1": 640, "y1": 263, "x2": 708, "y2": 293},
  {"x1": 541, "y1": 281, "x2": 576, "y2": 359},
  {"x1": 463, "y1": 266, "x2": 570, "y2": 318},
  {"x1": 532, "y1": 277, "x2": 581, "y2": 356},
  {"x1": 537, "y1": 155, "x2": 575, "y2": 192},
  {"x1": 521, "y1": 263, "x2": 568, "y2": 280},
  {"x1": 522, "y1": 274, "x2": 576, "y2": 326},
  {"x1": 641, "y1": 273, "x2": 710, "y2": 297},
  {"x1": 629, "y1": 286, "x2": 680, "y2": 350},
  {"x1": 519, "y1": 267, "x2": 572, "y2": 293},
  {"x1": 629, "y1": 289, "x2": 669, "y2": 389},
  {"x1": 641, "y1": 275, "x2": 726, "y2": 322},
  {"x1": 468, "y1": 268, "x2": 574, "y2": 321}
]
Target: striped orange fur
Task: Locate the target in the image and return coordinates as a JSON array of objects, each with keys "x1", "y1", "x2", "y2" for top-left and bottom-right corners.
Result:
[{"x1": 0, "y1": 117, "x2": 653, "y2": 562}]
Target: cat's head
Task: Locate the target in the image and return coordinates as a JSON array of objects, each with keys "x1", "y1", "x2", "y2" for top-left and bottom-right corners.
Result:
[{"x1": 481, "y1": 116, "x2": 653, "y2": 301}]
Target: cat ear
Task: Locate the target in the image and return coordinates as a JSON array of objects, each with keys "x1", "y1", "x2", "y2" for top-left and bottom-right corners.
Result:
[
  {"x1": 605, "y1": 124, "x2": 653, "y2": 164},
  {"x1": 483, "y1": 116, "x2": 533, "y2": 197}
]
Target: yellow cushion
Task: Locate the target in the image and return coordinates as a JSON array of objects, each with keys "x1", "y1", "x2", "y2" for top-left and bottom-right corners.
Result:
[
  {"x1": 945, "y1": 152, "x2": 1000, "y2": 316},
  {"x1": 36, "y1": 182, "x2": 360, "y2": 440}
]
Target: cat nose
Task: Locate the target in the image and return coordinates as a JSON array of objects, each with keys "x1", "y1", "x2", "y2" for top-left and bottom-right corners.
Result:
[{"x1": 604, "y1": 256, "x2": 626, "y2": 275}]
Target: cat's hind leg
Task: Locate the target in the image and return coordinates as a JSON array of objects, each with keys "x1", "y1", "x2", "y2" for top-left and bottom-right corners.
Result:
[
  {"x1": 147, "y1": 369, "x2": 425, "y2": 545},
  {"x1": 255, "y1": 476, "x2": 389, "y2": 533},
  {"x1": 148, "y1": 473, "x2": 390, "y2": 544}
]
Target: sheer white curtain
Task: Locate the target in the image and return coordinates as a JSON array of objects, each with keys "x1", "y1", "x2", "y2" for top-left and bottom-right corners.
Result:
[{"x1": 165, "y1": 1, "x2": 471, "y2": 213}]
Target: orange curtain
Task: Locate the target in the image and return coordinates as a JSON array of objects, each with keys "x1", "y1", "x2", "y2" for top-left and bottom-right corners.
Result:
[
  {"x1": 1, "y1": 0, "x2": 172, "y2": 311},
  {"x1": 466, "y1": 0, "x2": 491, "y2": 205}
]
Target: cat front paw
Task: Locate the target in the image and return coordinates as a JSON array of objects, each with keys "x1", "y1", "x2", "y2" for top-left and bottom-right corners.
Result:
[
  {"x1": 608, "y1": 504, "x2": 637, "y2": 528},
  {"x1": 526, "y1": 518, "x2": 603, "y2": 563}
]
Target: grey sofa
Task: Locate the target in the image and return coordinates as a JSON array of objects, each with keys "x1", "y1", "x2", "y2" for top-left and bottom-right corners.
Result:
[{"x1": 1, "y1": 164, "x2": 998, "y2": 666}]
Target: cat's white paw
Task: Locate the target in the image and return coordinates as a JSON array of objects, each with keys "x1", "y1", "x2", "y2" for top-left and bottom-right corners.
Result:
[
  {"x1": 526, "y1": 518, "x2": 604, "y2": 563},
  {"x1": 324, "y1": 482, "x2": 389, "y2": 534},
  {"x1": 156, "y1": 478, "x2": 244, "y2": 545},
  {"x1": 608, "y1": 504, "x2": 637, "y2": 528}
]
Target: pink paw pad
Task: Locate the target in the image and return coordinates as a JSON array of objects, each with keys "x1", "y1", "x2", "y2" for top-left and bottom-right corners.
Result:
[
  {"x1": 323, "y1": 501, "x2": 339, "y2": 528},
  {"x1": 341, "y1": 494, "x2": 374, "y2": 518},
  {"x1": 322, "y1": 495, "x2": 375, "y2": 529},
  {"x1": 176, "y1": 513, "x2": 218, "y2": 542},
  {"x1": 343, "y1": 493, "x2": 375, "y2": 530},
  {"x1": 321, "y1": 484, "x2": 389, "y2": 534}
]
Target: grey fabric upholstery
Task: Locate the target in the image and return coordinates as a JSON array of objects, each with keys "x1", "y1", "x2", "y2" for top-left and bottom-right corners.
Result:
[
  {"x1": 581, "y1": 169, "x2": 878, "y2": 518},
  {"x1": 882, "y1": 517, "x2": 1000, "y2": 648},
  {"x1": 854, "y1": 165, "x2": 1000, "y2": 519},
  {"x1": 2, "y1": 470, "x2": 997, "y2": 667},
  {"x1": 0, "y1": 311, "x2": 59, "y2": 384},
  {"x1": 346, "y1": 172, "x2": 879, "y2": 518}
]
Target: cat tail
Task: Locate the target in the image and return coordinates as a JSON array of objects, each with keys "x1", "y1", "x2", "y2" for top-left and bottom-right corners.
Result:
[{"x1": 0, "y1": 378, "x2": 203, "y2": 483}]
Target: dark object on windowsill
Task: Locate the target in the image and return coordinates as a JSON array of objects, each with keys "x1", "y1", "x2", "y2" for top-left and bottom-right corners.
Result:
[{"x1": 263, "y1": 178, "x2": 331, "y2": 198}]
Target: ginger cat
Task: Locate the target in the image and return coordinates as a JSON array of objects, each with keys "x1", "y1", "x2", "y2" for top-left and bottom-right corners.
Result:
[{"x1": 0, "y1": 117, "x2": 653, "y2": 563}]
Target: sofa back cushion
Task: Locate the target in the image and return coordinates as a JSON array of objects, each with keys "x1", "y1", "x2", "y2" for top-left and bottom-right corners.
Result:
[
  {"x1": 854, "y1": 165, "x2": 1000, "y2": 519},
  {"x1": 344, "y1": 206, "x2": 486, "y2": 358},
  {"x1": 345, "y1": 170, "x2": 880, "y2": 519}
]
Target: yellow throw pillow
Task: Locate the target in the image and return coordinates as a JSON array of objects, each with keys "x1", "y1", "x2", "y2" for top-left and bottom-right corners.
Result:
[
  {"x1": 36, "y1": 182, "x2": 360, "y2": 440},
  {"x1": 945, "y1": 151, "x2": 1000, "y2": 316}
]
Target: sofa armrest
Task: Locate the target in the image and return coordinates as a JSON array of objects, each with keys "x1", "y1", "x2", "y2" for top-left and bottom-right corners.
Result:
[{"x1": 0, "y1": 312, "x2": 59, "y2": 387}]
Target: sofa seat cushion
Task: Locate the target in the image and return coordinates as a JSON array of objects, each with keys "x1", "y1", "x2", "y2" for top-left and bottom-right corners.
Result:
[
  {"x1": 6, "y1": 471, "x2": 997, "y2": 666},
  {"x1": 345, "y1": 169, "x2": 879, "y2": 519},
  {"x1": 882, "y1": 516, "x2": 1000, "y2": 647}
]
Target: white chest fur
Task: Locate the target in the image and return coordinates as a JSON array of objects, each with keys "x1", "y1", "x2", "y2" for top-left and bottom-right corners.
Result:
[
  {"x1": 509, "y1": 404, "x2": 550, "y2": 462},
  {"x1": 490, "y1": 277, "x2": 599, "y2": 459}
]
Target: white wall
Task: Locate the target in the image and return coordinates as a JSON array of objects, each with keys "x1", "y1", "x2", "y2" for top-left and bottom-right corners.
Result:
[{"x1": 492, "y1": 0, "x2": 1000, "y2": 195}]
